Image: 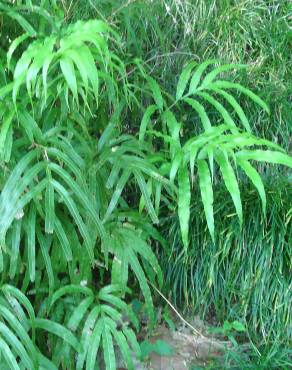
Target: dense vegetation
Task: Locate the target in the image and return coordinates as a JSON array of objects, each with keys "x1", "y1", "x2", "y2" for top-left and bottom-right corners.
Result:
[{"x1": 0, "y1": 1, "x2": 291, "y2": 369}]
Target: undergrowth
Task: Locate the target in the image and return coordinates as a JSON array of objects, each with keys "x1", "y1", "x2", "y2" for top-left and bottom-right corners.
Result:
[{"x1": 0, "y1": 1, "x2": 291, "y2": 369}]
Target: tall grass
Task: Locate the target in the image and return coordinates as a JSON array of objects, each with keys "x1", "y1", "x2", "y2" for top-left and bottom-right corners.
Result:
[
  {"x1": 160, "y1": 177, "x2": 291, "y2": 344},
  {"x1": 70, "y1": 0, "x2": 291, "y2": 151}
]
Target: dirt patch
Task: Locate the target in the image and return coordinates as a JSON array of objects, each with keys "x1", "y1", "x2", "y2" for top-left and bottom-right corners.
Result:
[
  {"x1": 116, "y1": 321, "x2": 230, "y2": 370},
  {"x1": 145, "y1": 325, "x2": 228, "y2": 369}
]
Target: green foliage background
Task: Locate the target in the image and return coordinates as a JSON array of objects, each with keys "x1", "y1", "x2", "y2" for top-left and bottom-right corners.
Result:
[{"x1": 0, "y1": 1, "x2": 291, "y2": 369}]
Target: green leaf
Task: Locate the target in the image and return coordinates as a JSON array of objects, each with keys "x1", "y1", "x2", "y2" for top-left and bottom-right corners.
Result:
[
  {"x1": 102, "y1": 322, "x2": 116, "y2": 370},
  {"x1": 201, "y1": 64, "x2": 246, "y2": 87},
  {"x1": 188, "y1": 59, "x2": 216, "y2": 93},
  {"x1": 134, "y1": 170, "x2": 158, "y2": 224},
  {"x1": 139, "y1": 105, "x2": 157, "y2": 142},
  {"x1": 1, "y1": 285, "x2": 35, "y2": 324},
  {"x1": 176, "y1": 61, "x2": 197, "y2": 100},
  {"x1": 60, "y1": 57, "x2": 78, "y2": 100},
  {"x1": 50, "y1": 285, "x2": 92, "y2": 309},
  {"x1": 198, "y1": 160, "x2": 214, "y2": 241},
  {"x1": 68, "y1": 296, "x2": 94, "y2": 332},
  {"x1": 237, "y1": 159, "x2": 266, "y2": 215},
  {"x1": 2, "y1": 5, "x2": 36, "y2": 36},
  {"x1": 77, "y1": 45, "x2": 99, "y2": 104},
  {"x1": 216, "y1": 151, "x2": 242, "y2": 224},
  {"x1": 0, "y1": 304, "x2": 37, "y2": 361},
  {"x1": 153, "y1": 339, "x2": 174, "y2": 356},
  {"x1": 195, "y1": 91, "x2": 236, "y2": 129},
  {"x1": 236, "y1": 150, "x2": 292, "y2": 168},
  {"x1": 7, "y1": 33, "x2": 30, "y2": 70},
  {"x1": 35, "y1": 319, "x2": 80, "y2": 351},
  {"x1": 114, "y1": 331, "x2": 134, "y2": 370},
  {"x1": 45, "y1": 179, "x2": 55, "y2": 234},
  {"x1": 97, "y1": 122, "x2": 115, "y2": 152},
  {"x1": 0, "y1": 337, "x2": 20, "y2": 370},
  {"x1": 178, "y1": 164, "x2": 190, "y2": 248},
  {"x1": 105, "y1": 170, "x2": 131, "y2": 220},
  {"x1": 147, "y1": 76, "x2": 163, "y2": 110},
  {"x1": 0, "y1": 111, "x2": 14, "y2": 159},
  {"x1": 184, "y1": 97, "x2": 211, "y2": 130},
  {"x1": 127, "y1": 250, "x2": 154, "y2": 325},
  {"x1": 64, "y1": 49, "x2": 89, "y2": 93},
  {"x1": 231, "y1": 321, "x2": 246, "y2": 332},
  {"x1": 49, "y1": 163, "x2": 106, "y2": 242},
  {"x1": 140, "y1": 340, "x2": 154, "y2": 359},
  {"x1": 0, "y1": 322, "x2": 33, "y2": 370},
  {"x1": 85, "y1": 320, "x2": 103, "y2": 370},
  {"x1": 36, "y1": 228, "x2": 54, "y2": 293},
  {"x1": 27, "y1": 204, "x2": 36, "y2": 282},
  {"x1": 52, "y1": 180, "x2": 94, "y2": 262},
  {"x1": 54, "y1": 218, "x2": 73, "y2": 261},
  {"x1": 209, "y1": 81, "x2": 270, "y2": 114},
  {"x1": 9, "y1": 220, "x2": 22, "y2": 279},
  {"x1": 77, "y1": 306, "x2": 100, "y2": 370},
  {"x1": 210, "y1": 88, "x2": 251, "y2": 132},
  {"x1": 123, "y1": 327, "x2": 141, "y2": 357},
  {"x1": 162, "y1": 110, "x2": 181, "y2": 142},
  {"x1": 170, "y1": 151, "x2": 183, "y2": 182}
]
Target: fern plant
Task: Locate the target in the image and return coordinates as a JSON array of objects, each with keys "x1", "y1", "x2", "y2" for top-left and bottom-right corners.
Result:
[
  {"x1": 0, "y1": 1, "x2": 291, "y2": 369},
  {"x1": 138, "y1": 60, "x2": 292, "y2": 246},
  {"x1": 0, "y1": 2, "x2": 164, "y2": 368}
]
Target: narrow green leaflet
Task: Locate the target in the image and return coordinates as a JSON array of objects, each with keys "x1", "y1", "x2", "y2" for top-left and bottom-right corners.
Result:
[
  {"x1": 176, "y1": 61, "x2": 197, "y2": 100},
  {"x1": 236, "y1": 150, "x2": 292, "y2": 168},
  {"x1": 52, "y1": 180, "x2": 94, "y2": 262},
  {"x1": 7, "y1": 33, "x2": 30, "y2": 70},
  {"x1": 139, "y1": 105, "x2": 157, "y2": 142},
  {"x1": 123, "y1": 327, "x2": 141, "y2": 357},
  {"x1": 34, "y1": 319, "x2": 80, "y2": 352},
  {"x1": 114, "y1": 331, "x2": 134, "y2": 370},
  {"x1": 49, "y1": 285, "x2": 92, "y2": 309},
  {"x1": 1, "y1": 285, "x2": 35, "y2": 324},
  {"x1": 170, "y1": 151, "x2": 183, "y2": 182},
  {"x1": 178, "y1": 164, "x2": 191, "y2": 248},
  {"x1": 134, "y1": 170, "x2": 158, "y2": 224},
  {"x1": 0, "y1": 337, "x2": 20, "y2": 370},
  {"x1": 237, "y1": 159, "x2": 266, "y2": 215},
  {"x1": 105, "y1": 169, "x2": 131, "y2": 220},
  {"x1": 216, "y1": 151, "x2": 242, "y2": 224},
  {"x1": 147, "y1": 76, "x2": 163, "y2": 110},
  {"x1": 60, "y1": 57, "x2": 78, "y2": 100},
  {"x1": 54, "y1": 218, "x2": 73, "y2": 261},
  {"x1": 0, "y1": 110, "x2": 14, "y2": 159},
  {"x1": 76, "y1": 306, "x2": 100, "y2": 370},
  {"x1": 27, "y1": 204, "x2": 36, "y2": 282},
  {"x1": 188, "y1": 59, "x2": 216, "y2": 94},
  {"x1": 9, "y1": 220, "x2": 22, "y2": 279},
  {"x1": 85, "y1": 320, "x2": 103, "y2": 370},
  {"x1": 201, "y1": 64, "x2": 246, "y2": 87},
  {"x1": 0, "y1": 304, "x2": 37, "y2": 361},
  {"x1": 45, "y1": 179, "x2": 55, "y2": 234},
  {"x1": 184, "y1": 97, "x2": 211, "y2": 130},
  {"x1": 198, "y1": 160, "x2": 214, "y2": 241},
  {"x1": 210, "y1": 87, "x2": 251, "y2": 132},
  {"x1": 0, "y1": 322, "x2": 33, "y2": 370},
  {"x1": 209, "y1": 80, "x2": 270, "y2": 114},
  {"x1": 102, "y1": 323, "x2": 116, "y2": 370},
  {"x1": 67, "y1": 297, "x2": 94, "y2": 331},
  {"x1": 195, "y1": 91, "x2": 236, "y2": 129},
  {"x1": 127, "y1": 250, "x2": 154, "y2": 325},
  {"x1": 37, "y1": 228, "x2": 54, "y2": 293},
  {"x1": 162, "y1": 110, "x2": 181, "y2": 142}
]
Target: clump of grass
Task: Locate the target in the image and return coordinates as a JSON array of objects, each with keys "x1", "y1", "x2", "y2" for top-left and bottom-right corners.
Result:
[
  {"x1": 69, "y1": 0, "x2": 291, "y2": 156},
  {"x1": 160, "y1": 177, "x2": 291, "y2": 344}
]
